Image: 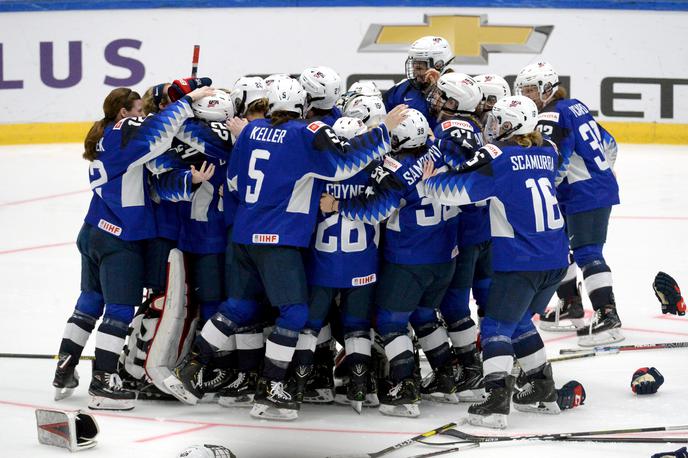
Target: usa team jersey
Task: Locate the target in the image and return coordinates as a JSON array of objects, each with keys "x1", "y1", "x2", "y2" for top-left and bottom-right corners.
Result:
[
  {"x1": 305, "y1": 167, "x2": 380, "y2": 288},
  {"x1": 384, "y1": 79, "x2": 437, "y2": 130},
  {"x1": 339, "y1": 144, "x2": 459, "y2": 265},
  {"x1": 537, "y1": 98, "x2": 620, "y2": 215},
  {"x1": 434, "y1": 117, "x2": 490, "y2": 248},
  {"x1": 313, "y1": 106, "x2": 342, "y2": 127},
  {"x1": 84, "y1": 97, "x2": 194, "y2": 241},
  {"x1": 148, "y1": 121, "x2": 233, "y2": 254},
  {"x1": 425, "y1": 141, "x2": 569, "y2": 272},
  {"x1": 229, "y1": 118, "x2": 391, "y2": 248}
]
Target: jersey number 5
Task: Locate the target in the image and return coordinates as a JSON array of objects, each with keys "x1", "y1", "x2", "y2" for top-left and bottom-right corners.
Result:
[
  {"x1": 246, "y1": 149, "x2": 270, "y2": 203},
  {"x1": 525, "y1": 177, "x2": 564, "y2": 232}
]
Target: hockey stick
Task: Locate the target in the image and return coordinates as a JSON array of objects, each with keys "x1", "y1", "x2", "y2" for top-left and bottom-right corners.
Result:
[
  {"x1": 190, "y1": 45, "x2": 200, "y2": 78},
  {"x1": 0, "y1": 353, "x2": 94, "y2": 360},
  {"x1": 326, "y1": 422, "x2": 457, "y2": 458},
  {"x1": 560, "y1": 341, "x2": 688, "y2": 355},
  {"x1": 405, "y1": 443, "x2": 479, "y2": 458},
  {"x1": 548, "y1": 351, "x2": 596, "y2": 363},
  {"x1": 559, "y1": 437, "x2": 688, "y2": 444}
]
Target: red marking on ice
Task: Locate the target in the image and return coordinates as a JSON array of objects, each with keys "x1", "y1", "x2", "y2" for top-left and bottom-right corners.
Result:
[
  {"x1": 623, "y1": 327, "x2": 688, "y2": 337},
  {"x1": 134, "y1": 424, "x2": 217, "y2": 443},
  {"x1": 0, "y1": 189, "x2": 89, "y2": 207},
  {"x1": 0, "y1": 241, "x2": 73, "y2": 255},
  {"x1": 655, "y1": 314, "x2": 688, "y2": 322}
]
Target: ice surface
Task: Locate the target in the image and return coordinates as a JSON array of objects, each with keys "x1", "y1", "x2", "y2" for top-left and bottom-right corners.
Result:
[{"x1": 1, "y1": 143, "x2": 687, "y2": 457}]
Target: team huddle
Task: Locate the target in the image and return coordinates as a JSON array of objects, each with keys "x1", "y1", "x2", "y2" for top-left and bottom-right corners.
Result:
[{"x1": 52, "y1": 35, "x2": 625, "y2": 428}]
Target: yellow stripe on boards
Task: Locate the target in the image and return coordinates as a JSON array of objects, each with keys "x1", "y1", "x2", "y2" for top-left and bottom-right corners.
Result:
[{"x1": 0, "y1": 121, "x2": 687, "y2": 146}]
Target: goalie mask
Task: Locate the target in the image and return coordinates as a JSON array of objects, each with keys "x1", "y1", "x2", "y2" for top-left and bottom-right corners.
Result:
[
  {"x1": 178, "y1": 444, "x2": 236, "y2": 458},
  {"x1": 266, "y1": 78, "x2": 306, "y2": 117},
  {"x1": 433, "y1": 72, "x2": 482, "y2": 118},
  {"x1": 485, "y1": 95, "x2": 539, "y2": 142},
  {"x1": 390, "y1": 108, "x2": 429, "y2": 151},
  {"x1": 514, "y1": 61, "x2": 559, "y2": 107},
  {"x1": 405, "y1": 36, "x2": 453, "y2": 89},
  {"x1": 474, "y1": 74, "x2": 511, "y2": 113},
  {"x1": 344, "y1": 95, "x2": 387, "y2": 128},
  {"x1": 192, "y1": 90, "x2": 235, "y2": 122},
  {"x1": 230, "y1": 76, "x2": 267, "y2": 117},
  {"x1": 299, "y1": 66, "x2": 343, "y2": 113},
  {"x1": 332, "y1": 116, "x2": 367, "y2": 140}
]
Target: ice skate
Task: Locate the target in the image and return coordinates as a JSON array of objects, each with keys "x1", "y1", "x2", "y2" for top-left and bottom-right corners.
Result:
[
  {"x1": 162, "y1": 352, "x2": 204, "y2": 405},
  {"x1": 577, "y1": 305, "x2": 624, "y2": 347},
  {"x1": 53, "y1": 353, "x2": 79, "y2": 401},
  {"x1": 302, "y1": 362, "x2": 334, "y2": 403},
  {"x1": 250, "y1": 378, "x2": 299, "y2": 421},
  {"x1": 467, "y1": 377, "x2": 513, "y2": 429},
  {"x1": 378, "y1": 378, "x2": 420, "y2": 418},
  {"x1": 88, "y1": 371, "x2": 135, "y2": 411},
  {"x1": 420, "y1": 365, "x2": 458, "y2": 404},
  {"x1": 456, "y1": 362, "x2": 487, "y2": 402},
  {"x1": 218, "y1": 371, "x2": 257, "y2": 407},
  {"x1": 539, "y1": 287, "x2": 586, "y2": 332},
  {"x1": 512, "y1": 363, "x2": 561, "y2": 414}
]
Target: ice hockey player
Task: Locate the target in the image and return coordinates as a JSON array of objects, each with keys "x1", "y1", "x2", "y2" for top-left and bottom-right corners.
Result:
[
  {"x1": 423, "y1": 96, "x2": 569, "y2": 429},
  {"x1": 300, "y1": 66, "x2": 343, "y2": 126},
  {"x1": 515, "y1": 61, "x2": 622, "y2": 346},
  {"x1": 473, "y1": 74, "x2": 511, "y2": 132}
]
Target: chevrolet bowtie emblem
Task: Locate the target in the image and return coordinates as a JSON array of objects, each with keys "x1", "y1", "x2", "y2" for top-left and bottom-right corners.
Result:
[{"x1": 359, "y1": 15, "x2": 553, "y2": 64}]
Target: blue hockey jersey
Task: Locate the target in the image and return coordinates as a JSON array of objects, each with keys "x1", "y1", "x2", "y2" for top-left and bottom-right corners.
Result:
[
  {"x1": 84, "y1": 97, "x2": 194, "y2": 241},
  {"x1": 339, "y1": 143, "x2": 459, "y2": 265},
  {"x1": 305, "y1": 167, "x2": 380, "y2": 288},
  {"x1": 312, "y1": 106, "x2": 342, "y2": 127},
  {"x1": 434, "y1": 117, "x2": 490, "y2": 248},
  {"x1": 536, "y1": 98, "x2": 620, "y2": 215},
  {"x1": 228, "y1": 119, "x2": 391, "y2": 248},
  {"x1": 424, "y1": 141, "x2": 569, "y2": 272},
  {"x1": 384, "y1": 79, "x2": 437, "y2": 130}
]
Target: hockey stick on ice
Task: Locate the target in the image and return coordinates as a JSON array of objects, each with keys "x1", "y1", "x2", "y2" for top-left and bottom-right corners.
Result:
[
  {"x1": 405, "y1": 443, "x2": 479, "y2": 458},
  {"x1": 560, "y1": 341, "x2": 688, "y2": 355},
  {"x1": 0, "y1": 353, "x2": 94, "y2": 360},
  {"x1": 190, "y1": 45, "x2": 200, "y2": 78},
  {"x1": 326, "y1": 422, "x2": 457, "y2": 458}
]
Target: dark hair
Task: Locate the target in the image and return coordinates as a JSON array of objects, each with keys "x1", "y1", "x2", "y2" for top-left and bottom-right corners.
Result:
[
  {"x1": 270, "y1": 110, "x2": 299, "y2": 126},
  {"x1": 84, "y1": 88, "x2": 141, "y2": 161},
  {"x1": 142, "y1": 83, "x2": 169, "y2": 115}
]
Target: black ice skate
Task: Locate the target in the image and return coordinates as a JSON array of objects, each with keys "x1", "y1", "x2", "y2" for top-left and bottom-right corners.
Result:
[
  {"x1": 198, "y1": 367, "x2": 234, "y2": 401},
  {"x1": 161, "y1": 352, "x2": 204, "y2": 405},
  {"x1": 378, "y1": 378, "x2": 420, "y2": 418},
  {"x1": 303, "y1": 363, "x2": 334, "y2": 403},
  {"x1": 455, "y1": 362, "x2": 487, "y2": 402},
  {"x1": 334, "y1": 366, "x2": 379, "y2": 409},
  {"x1": 467, "y1": 377, "x2": 514, "y2": 429},
  {"x1": 577, "y1": 305, "x2": 624, "y2": 347},
  {"x1": 512, "y1": 363, "x2": 561, "y2": 414},
  {"x1": 420, "y1": 365, "x2": 458, "y2": 404},
  {"x1": 218, "y1": 371, "x2": 258, "y2": 408},
  {"x1": 53, "y1": 353, "x2": 79, "y2": 401},
  {"x1": 540, "y1": 286, "x2": 586, "y2": 332},
  {"x1": 250, "y1": 377, "x2": 299, "y2": 421},
  {"x1": 88, "y1": 371, "x2": 135, "y2": 411},
  {"x1": 345, "y1": 363, "x2": 369, "y2": 413}
]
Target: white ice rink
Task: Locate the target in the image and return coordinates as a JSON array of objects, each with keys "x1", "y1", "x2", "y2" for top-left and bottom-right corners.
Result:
[{"x1": 1, "y1": 143, "x2": 687, "y2": 458}]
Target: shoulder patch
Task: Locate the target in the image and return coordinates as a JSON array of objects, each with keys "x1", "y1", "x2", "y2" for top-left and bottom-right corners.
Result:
[
  {"x1": 383, "y1": 155, "x2": 402, "y2": 172},
  {"x1": 307, "y1": 121, "x2": 326, "y2": 133},
  {"x1": 441, "y1": 119, "x2": 474, "y2": 132},
  {"x1": 113, "y1": 119, "x2": 125, "y2": 130},
  {"x1": 538, "y1": 112, "x2": 560, "y2": 123},
  {"x1": 482, "y1": 144, "x2": 503, "y2": 159}
]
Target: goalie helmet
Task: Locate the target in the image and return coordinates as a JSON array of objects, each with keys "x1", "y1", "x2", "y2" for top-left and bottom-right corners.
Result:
[
  {"x1": 514, "y1": 61, "x2": 559, "y2": 105},
  {"x1": 230, "y1": 76, "x2": 267, "y2": 117},
  {"x1": 390, "y1": 108, "x2": 429, "y2": 151},
  {"x1": 332, "y1": 116, "x2": 367, "y2": 140},
  {"x1": 485, "y1": 95, "x2": 539, "y2": 141},
  {"x1": 264, "y1": 73, "x2": 291, "y2": 87},
  {"x1": 299, "y1": 66, "x2": 343, "y2": 112},
  {"x1": 405, "y1": 36, "x2": 453, "y2": 87},
  {"x1": 435, "y1": 72, "x2": 483, "y2": 114},
  {"x1": 192, "y1": 90, "x2": 235, "y2": 122},
  {"x1": 474, "y1": 74, "x2": 511, "y2": 110},
  {"x1": 344, "y1": 95, "x2": 387, "y2": 127},
  {"x1": 266, "y1": 78, "x2": 306, "y2": 117},
  {"x1": 178, "y1": 444, "x2": 236, "y2": 458}
]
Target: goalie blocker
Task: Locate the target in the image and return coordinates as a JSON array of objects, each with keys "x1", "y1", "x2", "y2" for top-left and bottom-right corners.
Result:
[{"x1": 36, "y1": 409, "x2": 99, "y2": 452}]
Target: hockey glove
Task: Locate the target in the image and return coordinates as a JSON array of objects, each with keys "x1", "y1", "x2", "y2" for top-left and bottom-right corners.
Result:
[
  {"x1": 653, "y1": 271, "x2": 686, "y2": 316},
  {"x1": 631, "y1": 367, "x2": 664, "y2": 394},
  {"x1": 168, "y1": 77, "x2": 212, "y2": 102},
  {"x1": 556, "y1": 380, "x2": 586, "y2": 410},
  {"x1": 651, "y1": 446, "x2": 688, "y2": 458}
]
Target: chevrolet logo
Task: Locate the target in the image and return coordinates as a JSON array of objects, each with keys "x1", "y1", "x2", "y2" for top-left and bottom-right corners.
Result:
[{"x1": 359, "y1": 15, "x2": 553, "y2": 64}]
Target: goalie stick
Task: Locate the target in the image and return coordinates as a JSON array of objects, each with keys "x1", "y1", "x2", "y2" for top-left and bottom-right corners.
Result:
[
  {"x1": 560, "y1": 341, "x2": 688, "y2": 355},
  {"x1": 0, "y1": 353, "x2": 94, "y2": 360},
  {"x1": 191, "y1": 45, "x2": 200, "y2": 78},
  {"x1": 326, "y1": 422, "x2": 456, "y2": 458}
]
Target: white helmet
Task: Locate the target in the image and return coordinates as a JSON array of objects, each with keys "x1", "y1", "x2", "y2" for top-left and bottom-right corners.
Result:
[
  {"x1": 230, "y1": 76, "x2": 267, "y2": 116},
  {"x1": 474, "y1": 74, "x2": 511, "y2": 108},
  {"x1": 390, "y1": 108, "x2": 429, "y2": 151},
  {"x1": 336, "y1": 80, "x2": 382, "y2": 112},
  {"x1": 435, "y1": 72, "x2": 483, "y2": 113},
  {"x1": 299, "y1": 66, "x2": 343, "y2": 112},
  {"x1": 178, "y1": 444, "x2": 236, "y2": 458},
  {"x1": 264, "y1": 73, "x2": 291, "y2": 87},
  {"x1": 514, "y1": 61, "x2": 559, "y2": 104},
  {"x1": 266, "y1": 78, "x2": 306, "y2": 117},
  {"x1": 344, "y1": 95, "x2": 387, "y2": 127},
  {"x1": 405, "y1": 36, "x2": 454, "y2": 85},
  {"x1": 485, "y1": 95, "x2": 539, "y2": 141},
  {"x1": 332, "y1": 116, "x2": 367, "y2": 140},
  {"x1": 192, "y1": 90, "x2": 235, "y2": 122}
]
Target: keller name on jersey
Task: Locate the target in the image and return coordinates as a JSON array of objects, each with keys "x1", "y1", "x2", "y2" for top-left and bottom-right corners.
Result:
[
  {"x1": 325, "y1": 182, "x2": 368, "y2": 199},
  {"x1": 249, "y1": 125, "x2": 287, "y2": 144},
  {"x1": 510, "y1": 154, "x2": 555, "y2": 172},
  {"x1": 401, "y1": 146, "x2": 443, "y2": 185}
]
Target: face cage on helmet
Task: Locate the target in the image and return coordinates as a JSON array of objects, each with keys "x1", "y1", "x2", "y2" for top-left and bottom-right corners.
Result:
[
  {"x1": 517, "y1": 80, "x2": 559, "y2": 106},
  {"x1": 405, "y1": 57, "x2": 436, "y2": 89},
  {"x1": 484, "y1": 112, "x2": 523, "y2": 142}
]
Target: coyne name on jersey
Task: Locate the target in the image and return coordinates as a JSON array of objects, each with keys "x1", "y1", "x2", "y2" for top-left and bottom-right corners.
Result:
[
  {"x1": 510, "y1": 154, "x2": 555, "y2": 172},
  {"x1": 324, "y1": 182, "x2": 368, "y2": 199}
]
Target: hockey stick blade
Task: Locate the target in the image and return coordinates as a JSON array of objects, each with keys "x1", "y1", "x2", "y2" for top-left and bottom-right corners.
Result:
[
  {"x1": 560, "y1": 341, "x2": 688, "y2": 355},
  {"x1": 406, "y1": 443, "x2": 479, "y2": 458},
  {"x1": 326, "y1": 423, "x2": 457, "y2": 458},
  {"x1": 0, "y1": 353, "x2": 94, "y2": 360}
]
